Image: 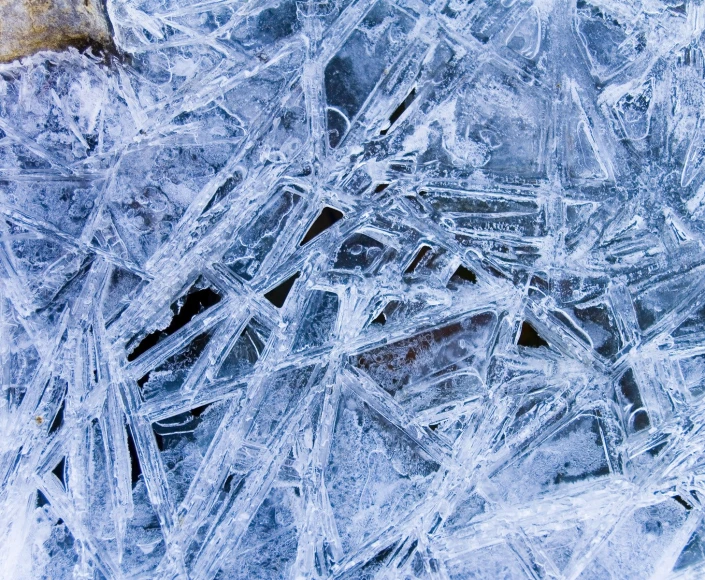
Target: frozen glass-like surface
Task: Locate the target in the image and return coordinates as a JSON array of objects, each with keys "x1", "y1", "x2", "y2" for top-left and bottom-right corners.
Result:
[{"x1": 1, "y1": 0, "x2": 705, "y2": 578}]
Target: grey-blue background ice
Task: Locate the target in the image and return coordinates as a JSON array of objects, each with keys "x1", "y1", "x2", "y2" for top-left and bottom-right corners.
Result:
[{"x1": 1, "y1": 0, "x2": 705, "y2": 578}]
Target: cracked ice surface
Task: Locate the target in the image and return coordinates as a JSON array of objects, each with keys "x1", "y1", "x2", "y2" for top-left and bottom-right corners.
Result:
[{"x1": 3, "y1": 0, "x2": 705, "y2": 578}]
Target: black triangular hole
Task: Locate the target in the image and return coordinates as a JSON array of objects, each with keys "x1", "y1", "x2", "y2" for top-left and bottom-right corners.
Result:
[
  {"x1": 52, "y1": 458, "x2": 66, "y2": 490},
  {"x1": 264, "y1": 272, "x2": 300, "y2": 308},
  {"x1": 518, "y1": 321, "x2": 549, "y2": 348},
  {"x1": 36, "y1": 490, "x2": 50, "y2": 508},
  {"x1": 374, "y1": 183, "x2": 390, "y2": 193},
  {"x1": 380, "y1": 88, "x2": 417, "y2": 135},
  {"x1": 371, "y1": 312, "x2": 387, "y2": 326},
  {"x1": 49, "y1": 400, "x2": 65, "y2": 435},
  {"x1": 191, "y1": 404, "x2": 210, "y2": 418},
  {"x1": 449, "y1": 265, "x2": 477, "y2": 285},
  {"x1": 126, "y1": 425, "x2": 142, "y2": 487},
  {"x1": 405, "y1": 245, "x2": 431, "y2": 274},
  {"x1": 300, "y1": 207, "x2": 344, "y2": 246},
  {"x1": 127, "y1": 284, "x2": 221, "y2": 361},
  {"x1": 137, "y1": 372, "x2": 150, "y2": 389},
  {"x1": 222, "y1": 473, "x2": 235, "y2": 493},
  {"x1": 222, "y1": 473, "x2": 244, "y2": 495}
]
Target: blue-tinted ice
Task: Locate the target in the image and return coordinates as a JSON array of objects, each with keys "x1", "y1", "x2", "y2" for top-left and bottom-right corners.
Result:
[{"x1": 1, "y1": 0, "x2": 705, "y2": 578}]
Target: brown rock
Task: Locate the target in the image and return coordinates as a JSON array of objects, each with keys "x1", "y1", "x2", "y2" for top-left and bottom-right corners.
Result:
[{"x1": 0, "y1": 0, "x2": 112, "y2": 63}]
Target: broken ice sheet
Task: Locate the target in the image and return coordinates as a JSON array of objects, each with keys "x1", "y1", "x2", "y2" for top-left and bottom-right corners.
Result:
[{"x1": 2, "y1": 0, "x2": 705, "y2": 578}]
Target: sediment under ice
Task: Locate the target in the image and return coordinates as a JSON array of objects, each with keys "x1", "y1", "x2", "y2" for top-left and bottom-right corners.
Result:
[{"x1": 1, "y1": 0, "x2": 705, "y2": 578}]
